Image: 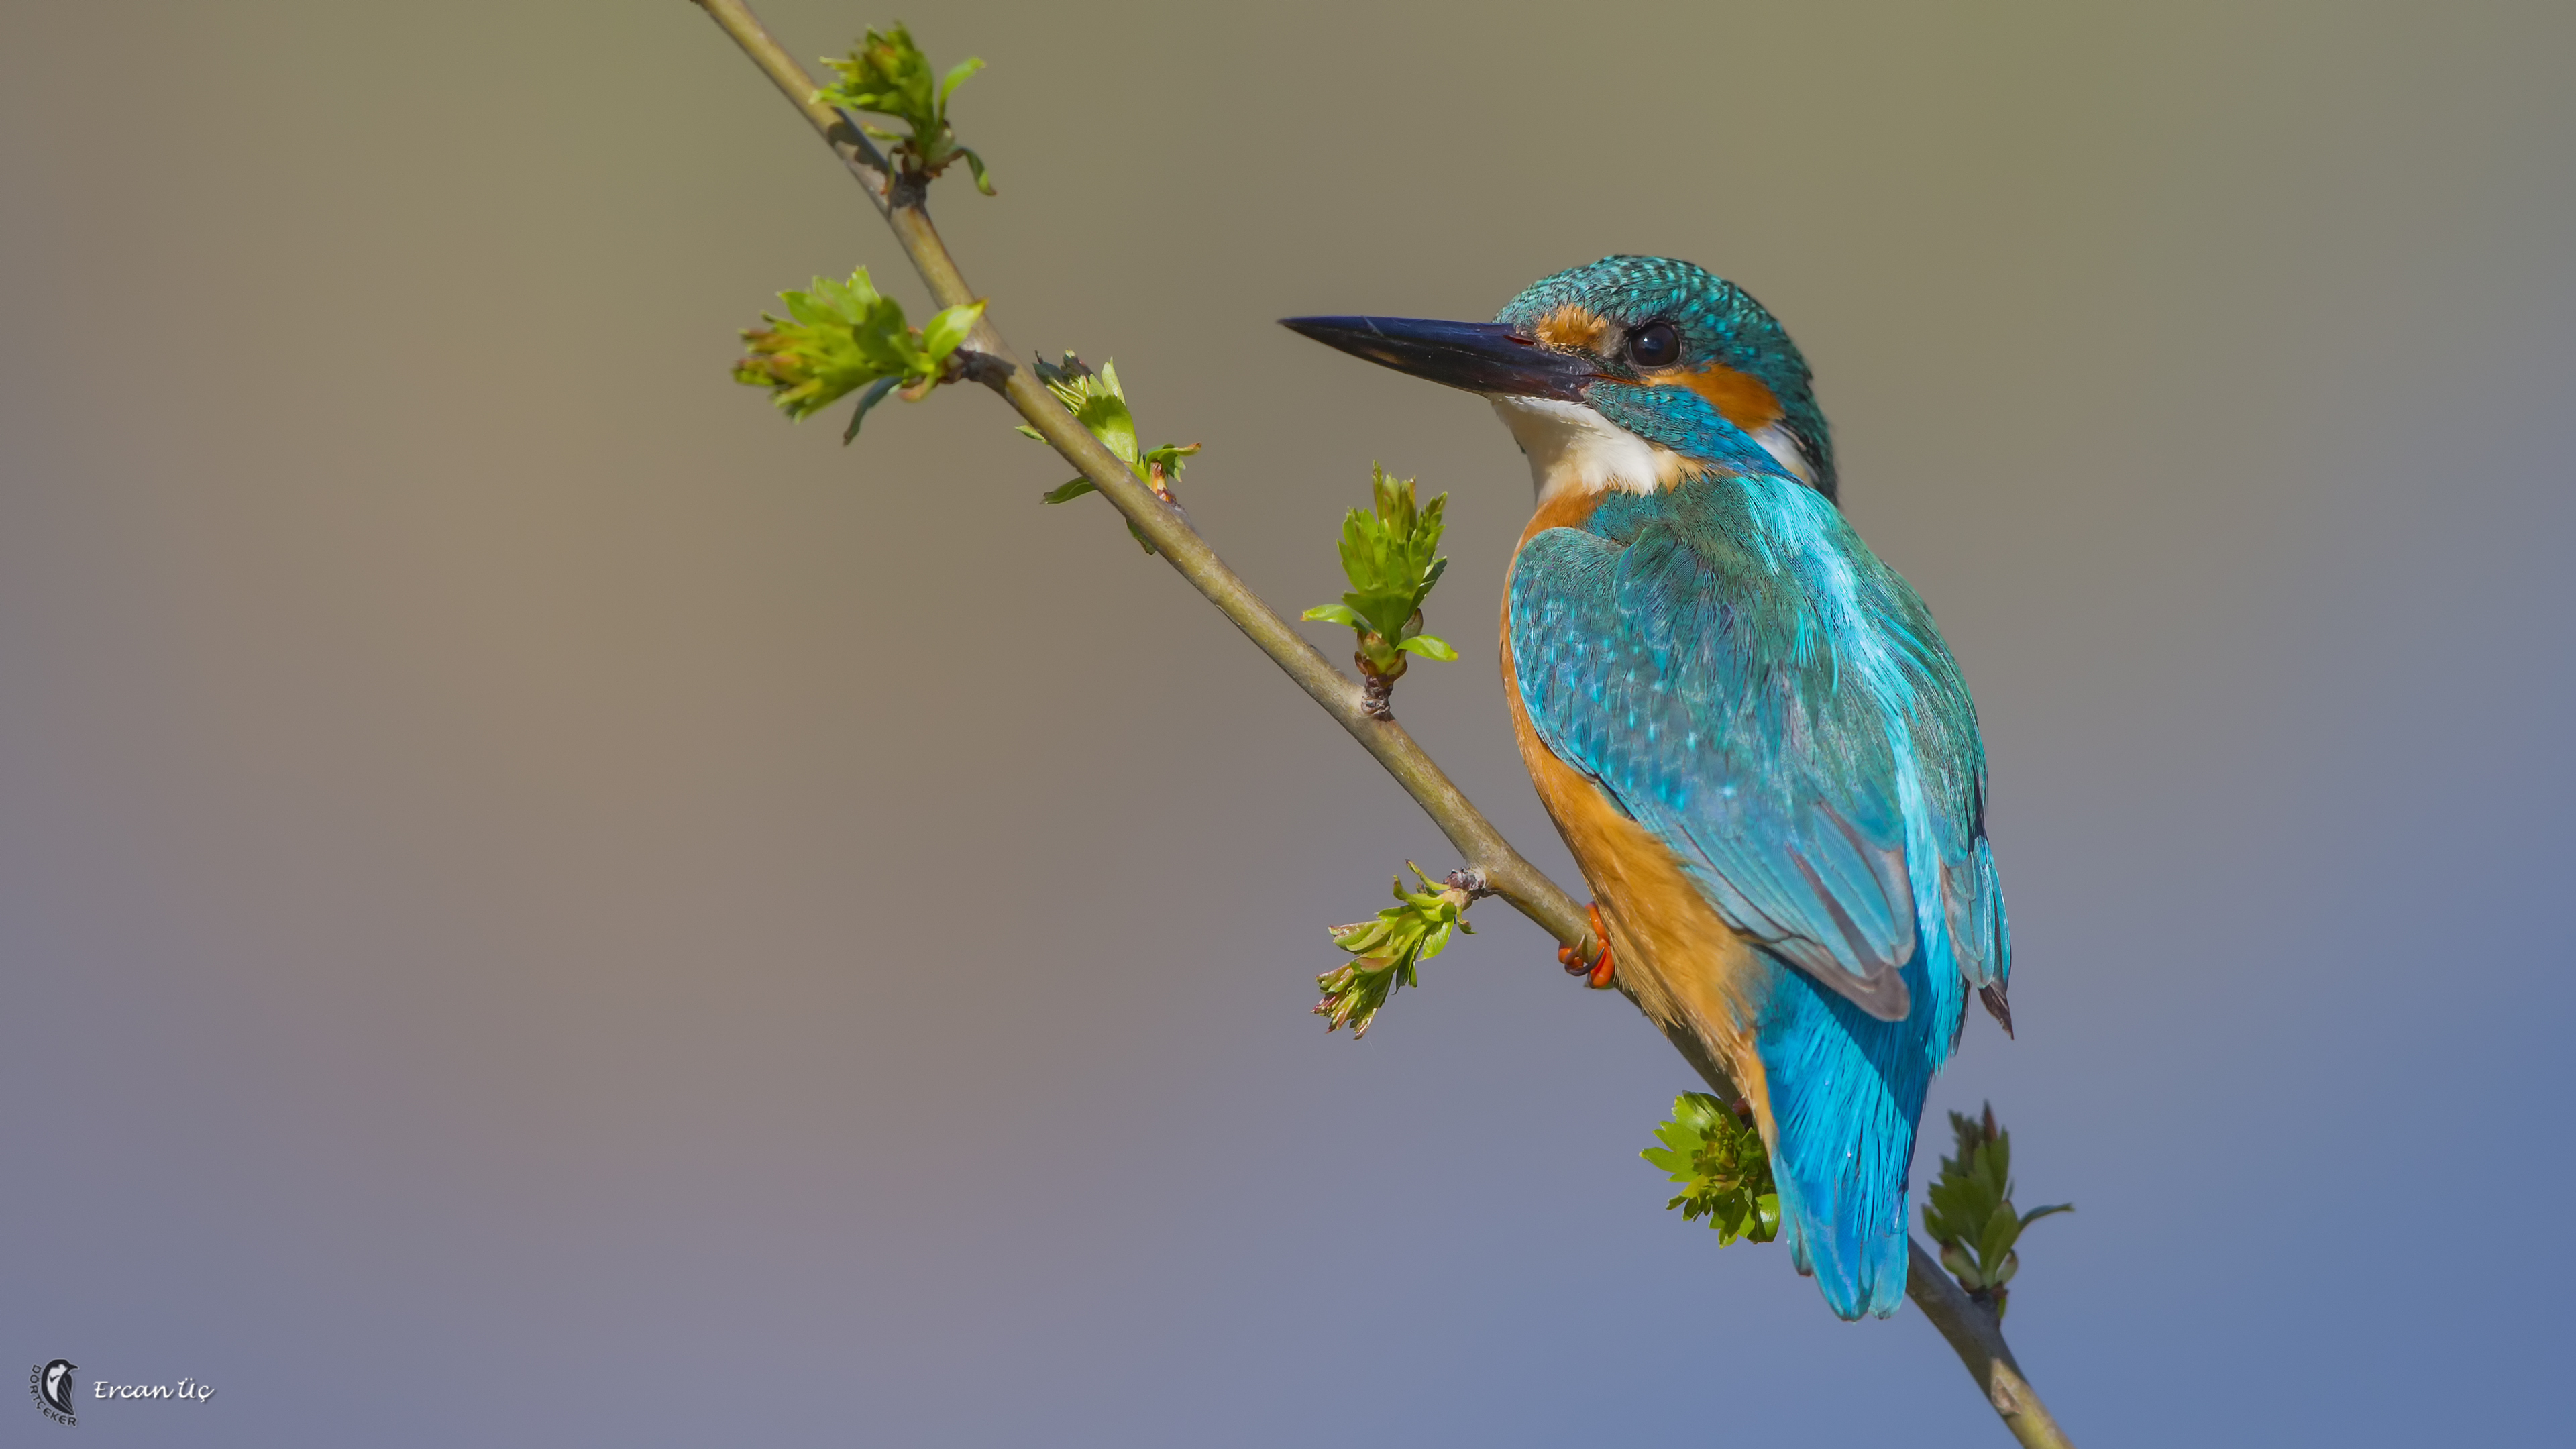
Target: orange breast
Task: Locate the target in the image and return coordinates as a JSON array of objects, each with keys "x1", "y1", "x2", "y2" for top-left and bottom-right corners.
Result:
[{"x1": 1502, "y1": 523, "x2": 1777, "y2": 1137}]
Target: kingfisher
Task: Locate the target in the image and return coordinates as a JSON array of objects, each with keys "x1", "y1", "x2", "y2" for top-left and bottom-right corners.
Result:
[{"x1": 1285, "y1": 257, "x2": 2011, "y2": 1320}]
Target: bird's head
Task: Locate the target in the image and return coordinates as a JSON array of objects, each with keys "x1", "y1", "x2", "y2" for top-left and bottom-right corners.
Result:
[{"x1": 1285, "y1": 256, "x2": 1835, "y2": 507}]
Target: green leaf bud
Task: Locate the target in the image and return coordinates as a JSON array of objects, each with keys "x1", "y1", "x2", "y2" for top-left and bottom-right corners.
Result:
[{"x1": 815, "y1": 25, "x2": 994, "y2": 195}]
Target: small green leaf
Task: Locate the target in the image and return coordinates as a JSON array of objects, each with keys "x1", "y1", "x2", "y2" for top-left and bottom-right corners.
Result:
[
  {"x1": 1978, "y1": 1201, "x2": 2022, "y2": 1269},
  {"x1": 1140, "y1": 441, "x2": 1201, "y2": 482},
  {"x1": 1040, "y1": 478, "x2": 1097, "y2": 504},
  {"x1": 1086, "y1": 362, "x2": 1140, "y2": 461},
  {"x1": 842, "y1": 376, "x2": 900, "y2": 441},
  {"x1": 1302, "y1": 604, "x2": 1361, "y2": 626},
  {"x1": 1396, "y1": 634, "x2": 1458, "y2": 661},
  {"x1": 937, "y1": 56, "x2": 985, "y2": 104},
  {"x1": 920, "y1": 299, "x2": 985, "y2": 363}
]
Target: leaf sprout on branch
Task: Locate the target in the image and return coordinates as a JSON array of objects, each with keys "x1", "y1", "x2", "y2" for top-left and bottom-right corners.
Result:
[
  {"x1": 814, "y1": 23, "x2": 994, "y2": 195},
  {"x1": 1314, "y1": 863, "x2": 1479, "y2": 1038},
  {"x1": 732, "y1": 267, "x2": 987, "y2": 438},
  {"x1": 1303, "y1": 466, "x2": 1458, "y2": 718},
  {"x1": 1015, "y1": 354, "x2": 1199, "y2": 554},
  {"x1": 1921, "y1": 1103, "x2": 2073, "y2": 1320},
  {"x1": 1643, "y1": 1092, "x2": 1782, "y2": 1246}
]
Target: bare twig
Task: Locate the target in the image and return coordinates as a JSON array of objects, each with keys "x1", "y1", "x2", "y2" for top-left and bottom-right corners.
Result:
[{"x1": 687, "y1": 3, "x2": 2071, "y2": 1441}]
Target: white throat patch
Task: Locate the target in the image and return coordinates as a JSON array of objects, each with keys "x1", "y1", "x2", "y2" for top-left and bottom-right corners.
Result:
[
  {"x1": 1488, "y1": 396, "x2": 1683, "y2": 506},
  {"x1": 1489, "y1": 396, "x2": 1817, "y2": 506}
]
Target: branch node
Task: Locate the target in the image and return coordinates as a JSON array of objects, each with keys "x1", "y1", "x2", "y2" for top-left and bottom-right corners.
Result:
[
  {"x1": 1358, "y1": 659, "x2": 1397, "y2": 720},
  {"x1": 947, "y1": 347, "x2": 1016, "y2": 390},
  {"x1": 1988, "y1": 1379, "x2": 2020, "y2": 1415}
]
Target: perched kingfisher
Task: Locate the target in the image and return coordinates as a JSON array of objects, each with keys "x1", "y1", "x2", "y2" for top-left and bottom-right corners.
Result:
[{"x1": 1285, "y1": 257, "x2": 2011, "y2": 1320}]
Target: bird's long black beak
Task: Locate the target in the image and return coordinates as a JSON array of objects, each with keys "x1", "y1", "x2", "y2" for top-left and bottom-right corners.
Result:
[{"x1": 1280, "y1": 316, "x2": 1597, "y2": 400}]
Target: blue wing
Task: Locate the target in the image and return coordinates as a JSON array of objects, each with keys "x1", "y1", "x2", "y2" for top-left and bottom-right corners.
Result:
[{"x1": 1509, "y1": 474, "x2": 2008, "y2": 1019}]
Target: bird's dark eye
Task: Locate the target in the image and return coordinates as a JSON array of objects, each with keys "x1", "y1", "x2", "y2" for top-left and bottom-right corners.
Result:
[{"x1": 1627, "y1": 321, "x2": 1680, "y2": 368}]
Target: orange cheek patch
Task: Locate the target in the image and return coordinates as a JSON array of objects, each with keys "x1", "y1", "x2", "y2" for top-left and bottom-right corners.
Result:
[
  {"x1": 1530, "y1": 304, "x2": 1611, "y2": 353},
  {"x1": 1656, "y1": 362, "x2": 1784, "y2": 434}
]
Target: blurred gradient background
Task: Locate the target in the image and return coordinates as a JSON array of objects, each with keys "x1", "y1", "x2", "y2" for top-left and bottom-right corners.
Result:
[{"x1": 4, "y1": 1, "x2": 2571, "y2": 1443}]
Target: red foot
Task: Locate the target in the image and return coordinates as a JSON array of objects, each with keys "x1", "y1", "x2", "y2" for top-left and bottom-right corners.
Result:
[{"x1": 1556, "y1": 903, "x2": 1616, "y2": 989}]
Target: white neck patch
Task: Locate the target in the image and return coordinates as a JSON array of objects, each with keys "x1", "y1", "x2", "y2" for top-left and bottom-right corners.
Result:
[
  {"x1": 1488, "y1": 396, "x2": 1684, "y2": 507},
  {"x1": 1490, "y1": 396, "x2": 1817, "y2": 507}
]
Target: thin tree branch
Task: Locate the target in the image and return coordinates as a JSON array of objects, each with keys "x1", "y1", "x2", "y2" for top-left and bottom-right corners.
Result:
[
  {"x1": 687, "y1": 4, "x2": 2073, "y2": 1442},
  {"x1": 688, "y1": 0, "x2": 1595, "y2": 964},
  {"x1": 1908, "y1": 1242, "x2": 2078, "y2": 1449}
]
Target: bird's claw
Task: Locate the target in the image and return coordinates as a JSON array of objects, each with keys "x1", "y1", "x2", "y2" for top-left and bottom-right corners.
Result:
[{"x1": 1557, "y1": 902, "x2": 1615, "y2": 989}]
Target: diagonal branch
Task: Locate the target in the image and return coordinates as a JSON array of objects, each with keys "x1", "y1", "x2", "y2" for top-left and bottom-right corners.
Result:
[
  {"x1": 686, "y1": 0, "x2": 1596, "y2": 965},
  {"x1": 1909, "y1": 1242, "x2": 2078, "y2": 1448},
  {"x1": 686, "y1": 5, "x2": 2072, "y2": 1444}
]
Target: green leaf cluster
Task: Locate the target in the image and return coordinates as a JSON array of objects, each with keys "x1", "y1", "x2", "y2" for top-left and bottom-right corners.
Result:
[
  {"x1": 1642, "y1": 1092, "x2": 1781, "y2": 1246},
  {"x1": 733, "y1": 268, "x2": 985, "y2": 438},
  {"x1": 1017, "y1": 354, "x2": 1199, "y2": 554},
  {"x1": 1313, "y1": 863, "x2": 1474, "y2": 1038},
  {"x1": 815, "y1": 23, "x2": 994, "y2": 195},
  {"x1": 1302, "y1": 466, "x2": 1457, "y2": 683},
  {"x1": 1920, "y1": 1103, "x2": 2072, "y2": 1319}
]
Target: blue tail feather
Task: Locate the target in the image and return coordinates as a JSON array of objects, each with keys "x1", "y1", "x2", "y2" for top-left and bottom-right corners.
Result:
[{"x1": 1753, "y1": 938, "x2": 1962, "y2": 1320}]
